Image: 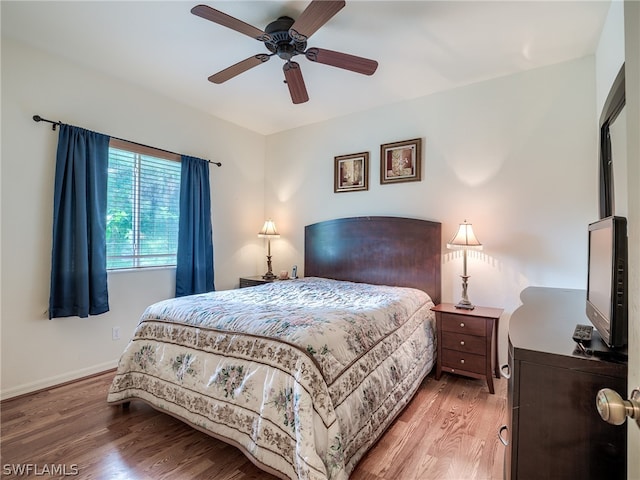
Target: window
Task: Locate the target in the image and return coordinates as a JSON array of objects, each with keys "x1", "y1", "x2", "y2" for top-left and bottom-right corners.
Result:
[{"x1": 106, "y1": 139, "x2": 181, "y2": 269}]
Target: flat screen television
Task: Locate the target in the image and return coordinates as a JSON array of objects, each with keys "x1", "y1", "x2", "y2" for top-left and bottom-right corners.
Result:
[{"x1": 586, "y1": 216, "x2": 628, "y2": 348}]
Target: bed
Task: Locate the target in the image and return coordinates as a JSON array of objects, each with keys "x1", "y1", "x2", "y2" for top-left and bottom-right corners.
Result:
[{"x1": 107, "y1": 216, "x2": 441, "y2": 480}]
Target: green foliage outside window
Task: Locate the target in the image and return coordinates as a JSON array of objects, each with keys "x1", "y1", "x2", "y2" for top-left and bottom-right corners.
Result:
[{"x1": 106, "y1": 148, "x2": 181, "y2": 269}]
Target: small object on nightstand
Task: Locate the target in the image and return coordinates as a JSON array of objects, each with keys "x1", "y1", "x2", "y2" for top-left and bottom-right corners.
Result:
[{"x1": 431, "y1": 303, "x2": 503, "y2": 394}]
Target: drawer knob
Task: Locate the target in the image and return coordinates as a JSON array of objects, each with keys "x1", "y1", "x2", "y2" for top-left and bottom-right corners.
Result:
[
  {"x1": 460, "y1": 322, "x2": 465, "y2": 328},
  {"x1": 460, "y1": 359, "x2": 465, "y2": 364},
  {"x1": 460, "y1": 340, "x2": 465, "y2": 346}
]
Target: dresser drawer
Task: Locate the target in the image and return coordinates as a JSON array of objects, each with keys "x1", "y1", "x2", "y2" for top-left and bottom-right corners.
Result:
[
  {"x1": 441, "y1": 349, "x2": 486, "y2": 374},
  {"x1": 440, "y1": 313, "x2": 486, "y2": 336},
  {"x1": 441, "y1": 332, "x2": 485, "y2": 355}
]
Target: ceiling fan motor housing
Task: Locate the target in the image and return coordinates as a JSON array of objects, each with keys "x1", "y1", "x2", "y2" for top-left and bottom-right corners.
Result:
[{"x1": 264, "y1": 16, "x2": 307, "y2": 60}]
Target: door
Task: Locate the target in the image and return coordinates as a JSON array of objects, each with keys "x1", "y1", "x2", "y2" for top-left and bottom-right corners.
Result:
[{"x1": 624, "y1": 2, "x2": 640, "y2": 477}]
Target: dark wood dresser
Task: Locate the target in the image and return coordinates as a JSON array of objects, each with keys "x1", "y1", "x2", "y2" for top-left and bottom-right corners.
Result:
[{"x1": 503, "y1": 287, "x2": 627, "y2": 480}]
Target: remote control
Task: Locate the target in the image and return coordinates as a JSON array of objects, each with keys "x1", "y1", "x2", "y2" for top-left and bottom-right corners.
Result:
[{"x1": 573, "y1": 324, "x2": 593, "y2": 343}]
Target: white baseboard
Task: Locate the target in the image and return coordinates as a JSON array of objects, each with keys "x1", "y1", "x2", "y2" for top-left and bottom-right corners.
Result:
[{"x1": 1, "y1": 360, "x2": 118, "y2": 401}]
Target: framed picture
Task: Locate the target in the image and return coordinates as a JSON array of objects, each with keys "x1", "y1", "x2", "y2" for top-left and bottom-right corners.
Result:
[
  {"x1": 380, "y1": 138, "x2": 422, "y2": 184},
  {"x1": 334, "y1": 152, "x2": 369, "y2": 193}
]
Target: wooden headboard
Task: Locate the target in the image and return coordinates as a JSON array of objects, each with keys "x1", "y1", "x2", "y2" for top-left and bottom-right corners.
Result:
[{"x1": 304, "y1": 216, "x2": 441, "y2": 304}]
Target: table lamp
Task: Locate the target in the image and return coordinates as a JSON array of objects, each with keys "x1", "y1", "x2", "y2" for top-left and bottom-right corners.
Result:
[
  {"x1": 258, "y1": 219, "x2": 280, "y2": 280},
  {"x1": 447, "y1": 220, "x2": 483, "y2": 310}
]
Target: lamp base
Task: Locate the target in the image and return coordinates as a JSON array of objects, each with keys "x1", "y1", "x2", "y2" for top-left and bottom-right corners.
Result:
[
  {"x1": 262, "y1": 254, "x2": 277, "y2": 280},
  {"x1": 455, "y1": 298, "x2": 476, "y2": 310},
  {"x1": 456, "y1": 272, "x2": 474, "y2": 309},
  {"x1": 455, "y1": 301, "x2": 475, "y2": 310}
]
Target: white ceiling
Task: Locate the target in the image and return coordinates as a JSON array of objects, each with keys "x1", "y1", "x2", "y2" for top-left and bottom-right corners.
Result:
[{"x1": 2, "y1": 1, "x2": 611, "y2": 135}]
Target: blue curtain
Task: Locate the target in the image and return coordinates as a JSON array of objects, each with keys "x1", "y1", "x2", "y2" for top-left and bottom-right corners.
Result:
[
  {"x1": 176, "y1": 155, "x2": 214, "y2": 297},
  {"x1": 49, "y1": 125, "x2": 110, "y2": 319}
]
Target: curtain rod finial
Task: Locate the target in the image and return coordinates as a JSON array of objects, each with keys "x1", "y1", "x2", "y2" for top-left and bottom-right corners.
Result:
[{"x1": 33, "y1": 114, "x2": 59, "y2": 130}]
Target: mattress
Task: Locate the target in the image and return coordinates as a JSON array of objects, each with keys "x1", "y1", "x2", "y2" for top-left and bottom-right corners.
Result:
[{"x1": 107, "y1": 277, "x2": 436, "y2": 480}]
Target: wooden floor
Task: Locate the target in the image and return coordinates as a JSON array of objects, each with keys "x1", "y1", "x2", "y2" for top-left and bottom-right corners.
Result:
[{"x1": 1, "y1": 371, "x2": 507, "y2": 480}]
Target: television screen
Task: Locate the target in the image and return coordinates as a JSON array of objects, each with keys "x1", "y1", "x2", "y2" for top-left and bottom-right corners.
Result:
[
  {"x1": 588, "y1": 226, "x2": 612, "y2": 316},
  {"x1": 586, "y1": 216, "x2": 627, "y2": 348}
]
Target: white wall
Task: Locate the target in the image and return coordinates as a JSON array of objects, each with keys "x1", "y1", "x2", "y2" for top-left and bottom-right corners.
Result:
[
  {"x1": 0, "y1": 38, "x2": 266, "y2": 398},
  {"x1": 265, "y1": 57, "x2": 598, "y2": 365}
]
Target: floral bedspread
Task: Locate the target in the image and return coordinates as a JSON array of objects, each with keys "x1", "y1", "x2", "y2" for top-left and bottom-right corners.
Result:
[{"x1": 107, "y1": 277, "x2": 435, "y2": 480}]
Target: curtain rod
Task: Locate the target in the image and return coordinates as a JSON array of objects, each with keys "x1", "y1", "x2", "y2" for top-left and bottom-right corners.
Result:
[{"x1": 32, "y1": 115, "x2": 222, "y2": 167}]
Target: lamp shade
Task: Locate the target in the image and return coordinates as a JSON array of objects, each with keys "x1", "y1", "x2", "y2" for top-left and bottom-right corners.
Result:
[
  {"x1": 447, "y1": 221, "x2": 482, "y2": 250},
  {"x1": 258, "y1": 219, "x2": 280, "y2": 238}
]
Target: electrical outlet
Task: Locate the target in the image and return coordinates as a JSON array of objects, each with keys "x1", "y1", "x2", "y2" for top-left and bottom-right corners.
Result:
[{"x1": 112, "y1": 326, "x2": 121, "y2": 341}]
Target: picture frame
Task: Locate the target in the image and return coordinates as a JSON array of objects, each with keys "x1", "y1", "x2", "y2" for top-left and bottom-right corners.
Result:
[
  {"x1": 334, "y1": 152, "x2": 369, "y2": 193},
  {"x1": 380, "y1": 138, "x2": 422, "y2": 184}
]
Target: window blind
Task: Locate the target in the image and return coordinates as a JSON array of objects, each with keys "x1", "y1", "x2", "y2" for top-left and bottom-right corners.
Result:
[{"x1": 106, "y1": 146, "x2": 181, "y2": 269}]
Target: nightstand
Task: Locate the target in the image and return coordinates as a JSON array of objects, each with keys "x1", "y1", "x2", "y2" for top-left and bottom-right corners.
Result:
[
  {"x1": 431, "y1": 303, "x2": 503, "y2": 394},
  {"x1": 239, "y1": 276, "x2": 277, "y2": 288}
]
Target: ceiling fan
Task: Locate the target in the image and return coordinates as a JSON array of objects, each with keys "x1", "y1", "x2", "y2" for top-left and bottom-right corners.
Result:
[{"x1": 191, "y1": 1, "x2": 378, "y2": 104}]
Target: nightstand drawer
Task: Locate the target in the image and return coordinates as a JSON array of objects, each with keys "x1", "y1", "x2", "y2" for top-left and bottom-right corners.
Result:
[
  {"x1": 239, "y1": 276, "x2": 275, "y2": 288},
  {"x1": 440, "y1": 313, "x2": 486, "y2": 336},
  {"x1": 441, "y1": 332, "x2": 485, "y2": 354},
  {"x1": 441, "y1": 349, "x2": 486, "y2": 374}
]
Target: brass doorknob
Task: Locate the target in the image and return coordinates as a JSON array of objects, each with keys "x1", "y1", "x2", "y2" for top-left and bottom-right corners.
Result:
[{"x1": 596, "y1": 388, "x2": 640, "y2": 427}]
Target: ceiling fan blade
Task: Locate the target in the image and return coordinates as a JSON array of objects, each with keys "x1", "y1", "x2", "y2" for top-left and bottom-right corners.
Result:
[
  {"x1": 191, "y1": 4, "x2": 271, "y2": 41},
  {"x1": 283, "y1": 62, "x2": 309, "y2": 104},
  {"x1": 208, "y1": 54, "x2": 271, "y2": 84},
  {"x1": 289, "y1": 0, "x2": 346, "y2": 42},
  {"x1": 305, "y1": 48, "x2": 378, "y2": 75}
]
